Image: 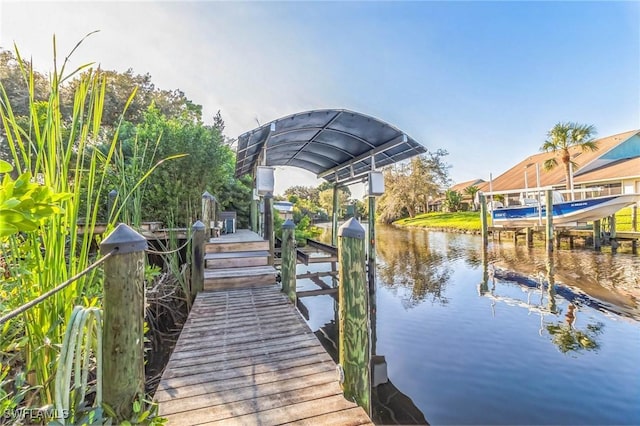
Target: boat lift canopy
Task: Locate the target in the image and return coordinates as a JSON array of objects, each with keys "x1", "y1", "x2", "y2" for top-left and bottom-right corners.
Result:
[{"x1": 235, "y1": 109, "x2": 426, "y2": 184}]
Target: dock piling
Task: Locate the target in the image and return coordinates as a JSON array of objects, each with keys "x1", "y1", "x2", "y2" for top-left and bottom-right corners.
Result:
[
  {"x1": 264, "y1": 193, "x2": 274, "y2": 265},
  {"x1": 100, "y1": 224, "x2": 147, "y2": 421},
  {"x1": 191, "y1": 220, "x2": 205, "y2": 300},
  {"x1": 609, "y1": 214, "x2": 618, "y2": 253},
  {"x1": 337, "y1": 218, "x2": 370, "y2": 414},
  {"x1": 545, "y1": 189, "x2": 554, "y2": 253},
  {"x1": 593, "y1": 219, "x2": 602, "y2": 251},
  {"x1": 281, "y1": 219, "x2": 296, "y2": 303},
  {"x1": 480, "y1": 194, "x2": 488, "y2": 248},
  {"x1": 202, "y1": 191, "x2": 213, "y2": 236},
  {"x1": 368, "y1": 195, "x2": 376, "y2": 287}
]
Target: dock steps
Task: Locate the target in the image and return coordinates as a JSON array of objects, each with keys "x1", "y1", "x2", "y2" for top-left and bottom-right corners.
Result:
[
  {"x1": 203, "y1": 230, "x2": 276, "y2": 290},
  {"x1": 204, "y1": 265, "x2": 277, "y2": 290},
  {"x1": 204, "y1": 250, "x2": 269, "y2": 269}
]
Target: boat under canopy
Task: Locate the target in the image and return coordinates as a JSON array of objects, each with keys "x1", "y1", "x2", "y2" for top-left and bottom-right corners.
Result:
[{"x1": 491, "y1": 193, "x2": 640, "y2": 227}]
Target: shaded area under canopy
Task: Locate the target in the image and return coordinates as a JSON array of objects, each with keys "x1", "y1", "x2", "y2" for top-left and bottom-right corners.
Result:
[{"x1": 235, "y1": 109, "x2": 426, "y2": 184}]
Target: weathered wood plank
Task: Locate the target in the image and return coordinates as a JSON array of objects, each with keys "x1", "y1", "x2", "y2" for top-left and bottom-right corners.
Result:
[
  {"x1": 205, "y1": 240, "x2": 269, "y2": 253},
  {"x1": 158, "y1": 357, "x2": 336, "y2": 391},
  {"x1": 159, "y1": 370, "x2": 338, "y2": 413},
  {"x1": 204, "y1": 265, "x2": 277, "y2": 278},
  {"x1": 156, "y1": 360, "x2": 336, "y2": 400},
  {"x1": 156, "y1": 285, "x2": 372, "y2": 425},
  {"x1": 167, "y1": 333, "x2": 313, "y2": 361},
  {"x1": 205, "y1": 253, "x2": 269, "y2": 269},
  {"x1": 173, "y1": 320, "x2": 309, "y2": 343},
  {"x1": 286, "y1": 407, "x2": 373, "y2": 426},
  {"x1": 172, "y1": 328, "x2": 307, "y2": 352},
  {"x1": 182, "y1": 312, "x2": 297, "y2": 330},
  {"x1": 166, "y1": 337, "x2": 322, "y2": 369},
  {"x1": 163, "y1": 345, "x2": 331, "y2": 379},
  {"x1": 161, "y1": 382, "x2": 345, "y2": 423},
  {"x1": 204, "y1": 276, "x2": 276, "y2": 289},
  {"x1": 205, "y1": 250, "x2": 270, "y2": 259},
  {"x1": 200, "y1": 394, "x2": 362, "y2": 426}
]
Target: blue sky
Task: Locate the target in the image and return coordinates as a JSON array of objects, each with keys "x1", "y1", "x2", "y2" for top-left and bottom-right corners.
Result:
[{"x1": 1, "y1": 1, "x2": 638, "y2": 197}]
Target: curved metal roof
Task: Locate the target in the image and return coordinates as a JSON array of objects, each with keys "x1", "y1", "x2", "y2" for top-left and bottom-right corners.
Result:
[{"x1": 235, "y1": 109, "x2": 427, "y2": 184}]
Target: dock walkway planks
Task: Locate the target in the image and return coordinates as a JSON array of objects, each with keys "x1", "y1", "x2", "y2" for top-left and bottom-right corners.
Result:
[{"x1": 156, "y1": 285, "x2": 372, "y2": 425}]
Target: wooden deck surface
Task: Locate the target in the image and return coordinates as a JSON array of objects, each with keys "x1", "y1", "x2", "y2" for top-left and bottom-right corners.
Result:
[
  {"x1": 155, "y1": 285, "x2": 372, "y2": 425},
  {"x1": 209, "y1": 229, "x2": 264, "y2": 244}
]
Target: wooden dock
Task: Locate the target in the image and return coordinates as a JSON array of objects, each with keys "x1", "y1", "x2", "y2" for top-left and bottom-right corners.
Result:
[{"x1": 155, "y1": 284, "x2": 372, "y2": 424}]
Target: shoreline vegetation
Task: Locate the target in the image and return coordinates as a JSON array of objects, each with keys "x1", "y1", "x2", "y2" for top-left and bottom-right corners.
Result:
[
  {"x1": 393, "y1": 207, "x2": 636, "y2": 234},
  {"x1": 394, "y1": 211, "x2": 482, "y2": 233}
]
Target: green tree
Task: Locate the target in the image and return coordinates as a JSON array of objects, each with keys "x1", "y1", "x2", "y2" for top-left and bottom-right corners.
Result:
[
  {"x1": 103, "y1": 105, "x2": 238, "y2": 226},
  {"x1": 377, "y1": 150, "x2": 450, "y2": 223},
  {"x1": 284, "y1": 185, "x2": 320, "y2": 204},
  {"x1": 443, "y1": 189, "x2": 463, "y2": 212},
  {"x1": 319, "y1": 187, "x2": 350, "y2": 218},
  {"x1": 541, "y1": 122, "x2": 598, "y2": 189},
  {"x1": 464, "y1": 185, "x2": 480, "y2": 211}
]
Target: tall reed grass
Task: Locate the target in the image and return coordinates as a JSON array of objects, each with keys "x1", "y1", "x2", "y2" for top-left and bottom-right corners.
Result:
[{"x1": 0, "y1": 35, "x2": 172, "y2": 407}]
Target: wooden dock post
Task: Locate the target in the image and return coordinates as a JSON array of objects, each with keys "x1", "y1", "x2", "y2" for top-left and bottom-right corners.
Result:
[
  {"x1": 337, "y1": 218, "x2": 370, "y2": 414},
  {"x1": 593, "y1": 219, "x2": 602, "y2": 251},
  {"x1": 332, "y1": 184, "x2": 339, "y2": 247},
  {"x1": 479, "y1": 194, "x2": 488, "y2": 249},
  {"x1": 526, "y1": 227, "x2": 533, "y2": 247},
  {"x1": 250, "y1": 198, "x2": 258, "y2": 232},
  {"x1": 202, "y1": 191, "x2": 213, "y2": 236},
  {"x1": 107, "y1": 189, "x2": 117, "y2": 221},
  {"x1": 99, "y1": 224, "x2": 147, "y2": 421},
  {"x1": 191, "y1": 220, "x2": 205, "y2": 301},
  {"x1": 264, "y1": 193, "x2": 274, "y2": 265},
  {"x1": 281, "y1": 219, "x2": 296, "y2": 303},
  {"x1": 609, "y1": 214, "x2": 618, "y2": 253},
  {"x1": 368, "y1": 195, "x2": 376, "y2": 286},
  {"x1": 632, "y1": 205, "x2": 638, "y2": 232},
  {"x1": 545, "y1": 189, "x2": 554, "y2": 253}
]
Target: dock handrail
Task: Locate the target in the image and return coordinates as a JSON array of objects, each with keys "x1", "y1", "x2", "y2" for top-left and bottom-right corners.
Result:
[{"x1": 0, "y1": 250, "x2": 116, "y2": 325}]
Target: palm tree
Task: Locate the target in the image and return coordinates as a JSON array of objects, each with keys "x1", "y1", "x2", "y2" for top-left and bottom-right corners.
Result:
[
  {"x1": 541, "y1": 122, "x2": 598, "y2": 190},
  {"x1": 464, "y1": 185, "x2": 480, "y2": 211}
]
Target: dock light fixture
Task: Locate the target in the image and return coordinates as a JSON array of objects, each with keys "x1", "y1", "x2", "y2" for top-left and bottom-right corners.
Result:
[
  {"x1": 368, "y1": 171, "x2": 385, "y2": 196},
  {"x1": 256, "y1": 166, "x2": 275, "y2": 195}
]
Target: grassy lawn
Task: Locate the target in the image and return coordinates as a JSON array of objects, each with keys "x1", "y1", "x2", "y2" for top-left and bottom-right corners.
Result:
[
  {"x1": 394, "y1": 211, "x2": 483, "y2": 232},
  {"x1": 393, "y1": 206, "x2": 637, "y2": 233}
]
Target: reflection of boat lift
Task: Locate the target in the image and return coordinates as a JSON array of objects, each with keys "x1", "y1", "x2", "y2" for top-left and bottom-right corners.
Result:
[
  {"x1": 480, "y1": 266, "x2": 554, "y2": 314},
  {"x1": 479, "y1": 264, "x2": 558, "y2": 334}
]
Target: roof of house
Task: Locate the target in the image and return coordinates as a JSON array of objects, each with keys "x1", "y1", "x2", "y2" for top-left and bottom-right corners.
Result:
[
  {"x1": 573, "y1": 156, "x2": 640, "y2": 183},
  {"x1": 486, "y1": 129, "x2": 639, "y2": 192},
  {"x1": 273, "y1": 201, "x2": 294, "y2": 213},
  {"x1": 450, "y1": 179, "x2": 485, "y2": 193}
]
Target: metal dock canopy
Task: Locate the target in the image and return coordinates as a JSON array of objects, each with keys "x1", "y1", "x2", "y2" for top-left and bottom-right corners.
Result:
[{"x1": 235, "y1": 109, "x2": 427, "y2": 184}]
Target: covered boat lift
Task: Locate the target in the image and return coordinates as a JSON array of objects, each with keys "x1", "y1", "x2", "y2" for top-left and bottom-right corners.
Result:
[{"x1": 234, "y1": 108, "x2": 426, "y2": 276}]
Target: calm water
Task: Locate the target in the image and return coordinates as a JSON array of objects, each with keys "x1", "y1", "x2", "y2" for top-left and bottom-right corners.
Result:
[{"x1": 298, "y1": 225, "x2": 640, "y2": 425}]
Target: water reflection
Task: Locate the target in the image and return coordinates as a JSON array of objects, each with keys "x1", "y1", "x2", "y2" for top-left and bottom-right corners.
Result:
[
  {"x1": 545, "y1": 305, "x2": 604, "y2": 354},
  {"x1": 376, "y1": 227, "x2": 452, "y2": 307},
  {"x1": 480, "y1": 253, "x2": 607, "y2": 354},
  {"x1": 492, "y1": 243, "x2": 640, "y2": 318},
  {"x1": 313, "y1": 318, "x2": 428, "y2": 425},
  {"x1": 312, "y1": 224, "x2": 640, "y2": 424}
]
